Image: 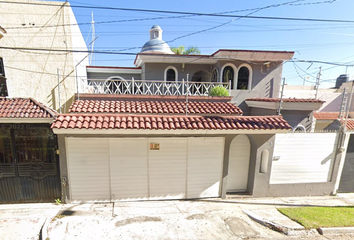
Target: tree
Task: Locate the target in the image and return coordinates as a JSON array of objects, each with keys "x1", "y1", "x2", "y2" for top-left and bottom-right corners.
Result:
[{"x1": 171, "y1": 45, "x2": 200, "y2": 55}]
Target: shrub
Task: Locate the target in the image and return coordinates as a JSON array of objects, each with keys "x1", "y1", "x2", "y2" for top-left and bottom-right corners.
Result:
[{"x1": 208, "y1": 86, "x2": 229, "y2": 97}]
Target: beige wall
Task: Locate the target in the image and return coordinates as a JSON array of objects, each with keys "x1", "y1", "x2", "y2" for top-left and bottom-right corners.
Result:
[{"x1": 0, "y1": 0, "x2": 88, "y2": 112}]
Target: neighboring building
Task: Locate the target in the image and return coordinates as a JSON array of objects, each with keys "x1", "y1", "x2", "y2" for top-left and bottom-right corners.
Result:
[
  {"x1": 82, "y1": 25, "x2": 294, "y2": 113},
  {"x1": 0, "y1": 0, "x2": 88, "y2": 113},
  {"x1": 0, "y1": 98, "x2": 60, "y2": 203}
]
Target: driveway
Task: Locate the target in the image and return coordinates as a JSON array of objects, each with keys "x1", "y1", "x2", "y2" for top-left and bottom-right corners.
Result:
[{"x1": 47, "y1": 200, "x2": 285, "y2": 240}]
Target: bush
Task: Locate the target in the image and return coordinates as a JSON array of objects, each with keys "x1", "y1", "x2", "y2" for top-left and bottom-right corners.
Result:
[{"x1": 208, "y1": 86, "x2": 229, "y2": 97}]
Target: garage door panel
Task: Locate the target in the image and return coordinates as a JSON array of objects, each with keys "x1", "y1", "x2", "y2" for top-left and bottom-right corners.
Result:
[
  {"x1": 187, "y1": 137, "x2": 224, "y2": 198},
  {"x1": 67, "y1": 138, "x2": 110, "y2": 202},
  {"x1": 148, "y1": 138, "x2": 187, "y2": 199},
  {"x1": 109, "y1": 138, "x2": 149, "y2": 200}
]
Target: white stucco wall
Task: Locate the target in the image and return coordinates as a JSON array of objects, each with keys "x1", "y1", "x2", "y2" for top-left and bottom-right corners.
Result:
[{"x1": 0, "y1": 0, "x2": 88, "y2": 112}]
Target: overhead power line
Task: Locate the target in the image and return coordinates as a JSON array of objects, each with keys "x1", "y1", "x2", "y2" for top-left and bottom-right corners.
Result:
[{"x1": 0, "y1": 0, "x2": 353, "y2": 25}]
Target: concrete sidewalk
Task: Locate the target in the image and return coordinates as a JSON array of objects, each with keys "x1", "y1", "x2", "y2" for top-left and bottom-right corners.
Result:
[
  {"x1": 0, "y1": 203, "x2": 62, "y2": 240},
  {"x1": 0, "y1": 194, "x2": 354, "y2": 240}
]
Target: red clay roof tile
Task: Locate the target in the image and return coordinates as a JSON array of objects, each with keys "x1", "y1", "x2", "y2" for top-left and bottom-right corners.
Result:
[
  {"x1": 0, "y1": 98, "x2": 56, "y2": 119},
  {"x1": 69, "y1": 100, "x2": 242, "y2": 115},
  {"x1": 52, "y1": 114, "x2": 291, "y2": 131},
  {"x1": 313, "y1": 112, "x2": 340, "y2": 120}
]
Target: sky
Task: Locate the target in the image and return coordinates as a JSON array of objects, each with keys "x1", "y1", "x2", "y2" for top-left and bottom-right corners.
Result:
[{"x1": 50, "y1": 0, "x2": 354, "y2": 88}]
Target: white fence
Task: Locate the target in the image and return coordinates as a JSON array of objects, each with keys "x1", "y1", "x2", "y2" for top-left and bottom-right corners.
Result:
[
  {"x1": 81, "y1": 79, "x2": 231, "y2": 96},
  {"x1": 270, "y1": 132, "x2": 339, "y2": 184}
]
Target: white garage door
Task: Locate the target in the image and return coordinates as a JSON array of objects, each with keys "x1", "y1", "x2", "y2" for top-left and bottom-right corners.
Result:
[
  {"x1": 66, "y1": 138, "x2": 110, "y2": 202},
  {"x1": 66, "y1": 137, "x2": 224, "y2": 201}
]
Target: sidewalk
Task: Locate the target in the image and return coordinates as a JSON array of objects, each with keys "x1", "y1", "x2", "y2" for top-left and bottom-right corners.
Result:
[
  {"x1": 0, "y1": 203, "x2": 62, "y2": 240},
  {"x1": 0, "y1": 194, "x2": 353, "y2": 240},
  {"x1": 226, "y1": 193, "x2": 354, "y2": 236}
]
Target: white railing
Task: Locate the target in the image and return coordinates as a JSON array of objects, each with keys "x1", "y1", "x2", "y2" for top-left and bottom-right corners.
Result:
[{"x1": 83, "y1": 78, "x2": 231, "y2": 96}]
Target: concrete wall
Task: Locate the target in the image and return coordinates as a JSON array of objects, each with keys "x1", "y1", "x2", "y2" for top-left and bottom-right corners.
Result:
[
  {"x1": 57, "y1": 131, "x2": 345, "y2": 199},
  {"x1": 249, "y1": 107, "x2": 312, "y2": 129},
  {"x1": 251, "y1": 132, "x2": 345, "y2": 197},
  {"x1": 143, "y1": 63, "x2": 213, "y2": 82},
  {"x1": 0, "y1": 0, "x2": 88, "y2": 112}
]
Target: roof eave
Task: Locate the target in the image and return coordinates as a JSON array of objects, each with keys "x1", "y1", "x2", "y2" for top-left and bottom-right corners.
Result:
[
  {"x1": 52, "y1": 128, "x2": 290, "y2": 135},
  {"x1": 0, "y1": 118, "x2": 53, "y2": 123},
  {"x1": 245, "y1": 101, "x2": 323, "y2": 111}
]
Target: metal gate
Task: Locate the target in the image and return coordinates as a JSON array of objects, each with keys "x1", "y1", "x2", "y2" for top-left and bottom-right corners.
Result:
[{"x1": 0, "y1": 124, "x2": 61, "y2": 203}]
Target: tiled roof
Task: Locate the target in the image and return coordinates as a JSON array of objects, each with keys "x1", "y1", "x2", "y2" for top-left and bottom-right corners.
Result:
[
  {"x1": 245, "y1": 98, "x2": 325, "y2": 103},
  {"x1": 52, "y1": 114, "x2": 291, "y2": 131},
  {"x1": 313, "y1": 112, "x2": 340, "y2": 120},
  {"x1": 69, "y1": 100, "x2": 243, "y2": 115},
  {"x1": 346, "y1": 119, "x2": 354, "y2": 130},
  {"x1": 0, "y1": 98, "x2": 57, "y2": 118}
]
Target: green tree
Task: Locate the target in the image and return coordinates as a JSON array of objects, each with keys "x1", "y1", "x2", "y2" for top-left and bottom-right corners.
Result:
[{"x1": 171, "y1": 45, "x2": 201, "y2": 55}]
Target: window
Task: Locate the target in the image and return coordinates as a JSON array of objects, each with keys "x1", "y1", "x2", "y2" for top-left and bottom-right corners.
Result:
[
  {"x1": 237, "y1": 67, "x2": 250, "y2": 90},
  {"x1": 0, "y1": 127, "x2": 12, "y2": 164},
  {"x1": 154, "y1": 31, "x2": 159, "y2": 39},
  {"x1": 222, "y1": 66, "x2": 234, "y2": 89},
  {"x1": 0, "y1": 57, "x2": 4, "y2": 77},
  {"x1": 166, "y1": 69, "x2": 175, "y2": 82},
  {"x1": 104, "y1": 76, "x2": 126, "y2": 94},
  {"x1": 211, "y1": 68, "x2": 218, "y2": 82},
  {"x1": 164, "y1": 66, "x2": 178, "y2": 82}
]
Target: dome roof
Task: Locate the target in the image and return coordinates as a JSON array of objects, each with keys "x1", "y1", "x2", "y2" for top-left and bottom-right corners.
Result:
[
  {"x1": 140, "y1": 25, "x2": 174, "y2": 54},
  {"x1": 141, "y1": 39, "x2": 174, "y2": 54}
]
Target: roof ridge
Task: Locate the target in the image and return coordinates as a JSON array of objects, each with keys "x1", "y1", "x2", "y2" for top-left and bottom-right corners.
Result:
[{"x1": 29, "y1": 98, "x2": 57, "y2": 118}]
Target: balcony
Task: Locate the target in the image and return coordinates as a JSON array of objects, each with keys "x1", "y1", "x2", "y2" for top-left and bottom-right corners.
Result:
[{"x1": 82, "y1": 79, "x2": 231, "y2": 96}]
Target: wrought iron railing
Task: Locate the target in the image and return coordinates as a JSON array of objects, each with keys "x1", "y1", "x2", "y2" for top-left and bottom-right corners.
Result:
[{"x1": 82, "y1": 79, "x2": 231, "y2": 96}]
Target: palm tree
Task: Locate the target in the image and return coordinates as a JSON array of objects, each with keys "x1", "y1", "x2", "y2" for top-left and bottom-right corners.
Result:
[{"x1": 171, "y1": 45, "x2": 200, "y2": 55}]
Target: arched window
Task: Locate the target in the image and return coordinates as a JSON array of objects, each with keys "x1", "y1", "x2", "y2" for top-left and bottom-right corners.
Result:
[
  {"x1": 211, "y1": 68, "x2": 218, "y2": 82},
  {"x1": 236, "y1": 64, "x2": 252, "y2": 90},
  {"x1": 237, "y1": 67, "x2": 249, "y2": 90},
  {"x1": 222, "y1": 66, "x2": 234, "y2": 89},
  {"x1": 166, "y1": 69, "x2": 175, "y2": 82},
  {"x1": 104, "y1": 76, "x2": 125, "y2": 94},
  {"x1": 220, "y1": 64, "x2": 236, "y2": 89},
  {"x1": 164, "y1": 66, "x2": 178, "y2": 82}
]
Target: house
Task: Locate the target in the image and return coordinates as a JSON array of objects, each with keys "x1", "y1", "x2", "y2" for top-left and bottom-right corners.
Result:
[
  {"x1": 47, "y1": 24, "x2": 350, "y2": 202},
  {"x1": 0, "y1": 0, "x2": 88, "y2": 113},
  {"x1": 0, "y1": 98, "x2": 60, "y2": 203},
  {"x1": 83, "y1": 25, "x2": 295, "y2": 112},
  {"x1": 52, "y1": 94, "x2": 292, "y2": 202}
]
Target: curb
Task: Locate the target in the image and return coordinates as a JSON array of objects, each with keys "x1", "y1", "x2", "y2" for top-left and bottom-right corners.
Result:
[
  {"x1": 243, "y1": 210, "x2": 306, "y2": 236},
  {"x1": 318, "y1": 227, "x2": 354, "y2": 236}
]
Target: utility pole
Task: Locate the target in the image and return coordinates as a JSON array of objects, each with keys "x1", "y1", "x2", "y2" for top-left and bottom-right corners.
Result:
[
  {"x1": 277, "y1": 78, "x2": 286, "y2": 115},
  {"x1": 315, "y1": 66, "x2": 322, "y2": 99}
]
